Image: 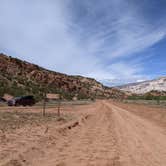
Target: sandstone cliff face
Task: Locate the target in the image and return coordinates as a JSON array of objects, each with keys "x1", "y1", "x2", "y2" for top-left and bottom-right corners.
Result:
[
  {"x1": 0, "y1": 53, "x2": 126, "y2": 100},
  {"x1": 118, "y1": 77, "x2": 166, "y2": 94}
]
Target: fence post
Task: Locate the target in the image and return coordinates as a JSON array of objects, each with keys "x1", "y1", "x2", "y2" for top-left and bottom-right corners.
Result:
[
  {"x1": 57, "y1": 94, "x2": 61, "y2": 117},
  {"x1": 43, "y1": 92, "x2": 46, "y2": 117}
]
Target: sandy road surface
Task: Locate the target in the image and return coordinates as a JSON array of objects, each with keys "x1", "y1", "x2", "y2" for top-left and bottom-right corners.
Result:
[
  {"x1": 107, "y1": 103, "x2": 166, "y2": 166},
  {"x1": 1, "y1": 100, "x2": 166, "y2": 166}
]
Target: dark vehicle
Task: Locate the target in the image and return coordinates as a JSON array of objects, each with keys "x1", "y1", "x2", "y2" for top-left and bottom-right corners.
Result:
[
  {"x1": 7, "y1": 99, "x2": 15, "y2": 106},
  {"x1": 8, "y1": 95, "x2": 35, "y2": 106},
  {"x1": 0, "y1": 97, "x2": 6, "y2": 103}
]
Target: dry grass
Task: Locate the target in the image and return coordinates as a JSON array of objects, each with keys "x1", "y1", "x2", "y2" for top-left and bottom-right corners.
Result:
[
  {"x1": 0, "y1": 111, "x2": 72, "y2": 132},
  {"x1": 123, "y1": 99, "x2": 166, "y2": 108}
]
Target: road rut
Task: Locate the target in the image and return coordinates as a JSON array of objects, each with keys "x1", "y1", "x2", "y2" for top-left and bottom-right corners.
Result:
[{"x1": 2, "y1": 101, "x2": 166, "y2": 166}]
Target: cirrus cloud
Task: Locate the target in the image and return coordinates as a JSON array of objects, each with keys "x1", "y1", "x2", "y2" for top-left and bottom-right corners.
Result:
[{"x1": 0, "y1": 0, "x2": 166, "y2": 86}]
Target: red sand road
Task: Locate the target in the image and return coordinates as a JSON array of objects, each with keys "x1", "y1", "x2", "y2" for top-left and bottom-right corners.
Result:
[{"x1": 0, "y1": 100, "x2": 166, "y2": 166}]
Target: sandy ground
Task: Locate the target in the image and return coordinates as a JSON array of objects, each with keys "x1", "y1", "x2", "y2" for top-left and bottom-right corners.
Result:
[{"x1": 0, "y1": 100, "x2": 166, "y2": 166}]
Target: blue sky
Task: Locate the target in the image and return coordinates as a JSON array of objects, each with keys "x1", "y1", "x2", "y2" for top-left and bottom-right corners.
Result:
[{"x1": 0, "y1": 0, "x2": 166, "y2": 86}]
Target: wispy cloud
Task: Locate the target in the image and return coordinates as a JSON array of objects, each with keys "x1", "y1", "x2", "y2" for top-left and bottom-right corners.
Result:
[{"x1": 0, "y1": 0, "x2": 166, "y2": 85}]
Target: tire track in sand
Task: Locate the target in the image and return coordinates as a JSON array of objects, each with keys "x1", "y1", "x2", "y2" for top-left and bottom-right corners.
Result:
[
  {"x1": 4, "y1": 100, "x2": 166, "y2": 166},
  {"x1": 31, "y1": 101, "x2": 120, "y2": 166},
  {"x1": 105, "y1": 102, "x2": 166, "y2": 166}
]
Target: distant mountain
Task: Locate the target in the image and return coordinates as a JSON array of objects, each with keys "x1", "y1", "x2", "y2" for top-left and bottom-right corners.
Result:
[
  {"x1": 118, "y1": 77, "x2": 166, "y2": 94},
  {"x1": 0, "y1": 53, "x2": 126, "y2": 100}
]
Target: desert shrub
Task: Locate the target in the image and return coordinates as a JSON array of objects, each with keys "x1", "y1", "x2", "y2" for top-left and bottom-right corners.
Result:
[
  {"x1": 61, "y1": 91, "x2": 75, "y2": 100},
  {"x1": 77, "y1": 92, "x2": 89, "y2": 100},
  {"x1": 160, "y1": 96, "x2": 166, "y2": 100},
  {"x1": 8, "y1": 85, "x2": 26, "y2": 96},
  {"x1": 127, "y1": 95, "x2": 166, "y2": 101},
  {"x1": 0, "y1": 87, "x2": 5, "y2": 97}
]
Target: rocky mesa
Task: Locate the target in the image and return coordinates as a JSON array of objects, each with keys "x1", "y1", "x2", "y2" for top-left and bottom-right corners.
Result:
[
  {"x1": 118, "y1": 77, "x2": 166, "y2": 94},
  {"x1": 0, "y1": 53, "x2": 126, "y2": 100}
]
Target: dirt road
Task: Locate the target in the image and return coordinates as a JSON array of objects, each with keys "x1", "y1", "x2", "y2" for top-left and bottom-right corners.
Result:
[{"x1": 1, "y1": 100, "x2": 166, "y2": 166}]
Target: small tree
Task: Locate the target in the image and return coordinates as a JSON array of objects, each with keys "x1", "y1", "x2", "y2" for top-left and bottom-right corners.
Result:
[{"x1": 157, "y1": 96, "x2": 160, "y2": 105}]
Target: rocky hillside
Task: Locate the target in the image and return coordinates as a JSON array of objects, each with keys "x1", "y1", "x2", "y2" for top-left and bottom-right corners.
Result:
[
  {"x1": 118, "y1": 77, "x2": 166, "y2": 94},
  {"x1": 0, "y1": 53, "x2": 126, "y2": 100}
]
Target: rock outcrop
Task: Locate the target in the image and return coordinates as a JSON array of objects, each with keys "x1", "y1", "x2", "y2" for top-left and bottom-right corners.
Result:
[{"x1": 0, "y1": 53, "x2": 126, "y2": 100}]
